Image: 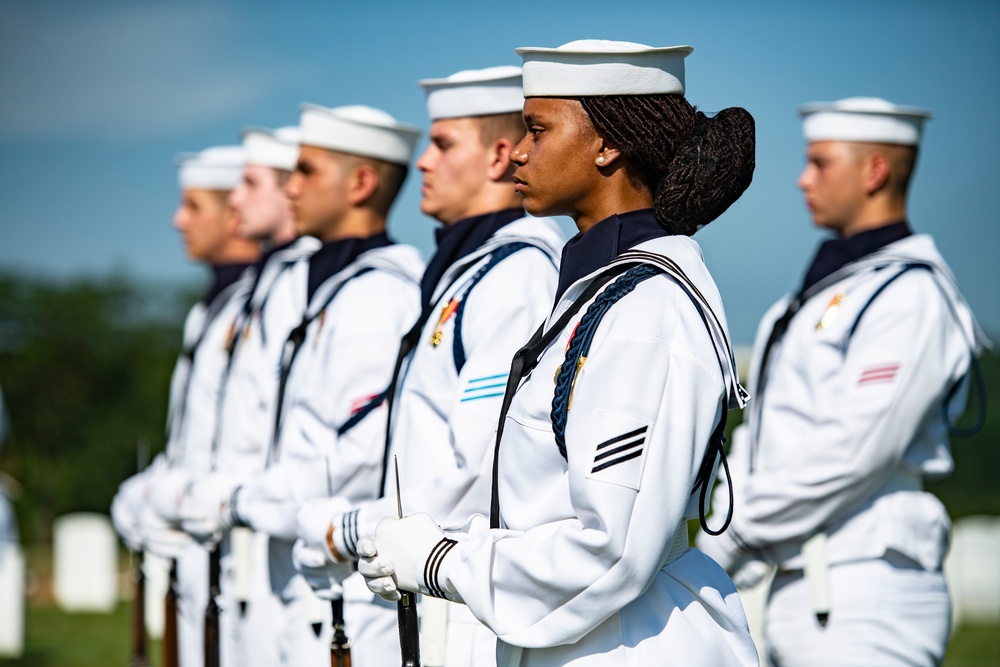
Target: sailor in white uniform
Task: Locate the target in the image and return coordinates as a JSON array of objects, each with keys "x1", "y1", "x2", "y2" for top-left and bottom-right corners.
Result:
[
  {"x1": 292, "y1": 66, "x2": 563, "y2": 666},
  {"x1": 357, "y1": 40, "x2": 760, "y2": 667},
  {"x1": 0, "y1": 386, "x2": 15, "y2": 548},
  {"x1": 212, "y1": 126, "x2": 319, "y2": 667},
  {"x1": 180, "y1": 104, "x2": 424, "y2": 667},
  {"x1": 110, "y1": 145, "x2": 260, "y2": 667},
  {"x1": 697, "y1": 98, "x2": 990, "y2": 667}
]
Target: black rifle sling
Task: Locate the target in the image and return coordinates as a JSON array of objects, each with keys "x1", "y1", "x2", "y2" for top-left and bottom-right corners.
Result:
[
  {"x1": 378, "y1": 245, "x2": 534, "y2": 495},
  {"x1": 169, "y1": 279, "x2": 244, "y2": 454},
  {"x1": 269, "y1": 268, "x2": 373, "y2": 464},
  {"x1": 489, "y1": 266, "x2": 626, "y2": 528},
  {"x1": 489, "y1": 256, "x2": 740, "y2": 530}
]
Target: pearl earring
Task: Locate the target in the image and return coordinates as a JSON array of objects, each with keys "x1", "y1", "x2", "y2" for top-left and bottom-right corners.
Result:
[{"x1": 597, "y1": 156, "x2": 606, "y2": 165}]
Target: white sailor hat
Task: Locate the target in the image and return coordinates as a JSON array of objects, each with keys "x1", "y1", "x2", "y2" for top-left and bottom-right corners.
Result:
[
  {"x1": 298, "y1": 104, "x2": 421, "y2": 165},
  {"x1": 177, "y1": 145, "x2": 245, "y2": 190},
  {"x1": 242, "y1": 126, "x2": 299, "y2": 171},
  {"x1": 800, "y1": 97, "x2": 932, "y2": 146},
  {"x1": 418, "y1": 66, "x2": 524, "y2": 120},
  {"x1": 516, "y1": 39, "x2": 693, "y2": 98}
]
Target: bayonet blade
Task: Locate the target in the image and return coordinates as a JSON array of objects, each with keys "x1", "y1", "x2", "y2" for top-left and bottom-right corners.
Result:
[{"x1": 394, "y1": 455, "x2": 403, "y2": 519}]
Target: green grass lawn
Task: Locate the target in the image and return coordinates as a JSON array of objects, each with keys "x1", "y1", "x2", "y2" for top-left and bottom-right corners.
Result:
[{"x1": 0, "y1": 600, "x2": 997, "y2": 666}]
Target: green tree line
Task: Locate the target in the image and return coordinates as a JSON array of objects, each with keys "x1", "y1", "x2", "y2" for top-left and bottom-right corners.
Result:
[
  {"x1": 0, "y1": 272, "x2": 195, "y2": 543},
  {"x1": 0, "y1": 271, "x2": 997, "y2": 545}
]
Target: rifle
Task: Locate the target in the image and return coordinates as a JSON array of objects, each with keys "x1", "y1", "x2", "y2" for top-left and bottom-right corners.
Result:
[
  {"x1": 204, "y1": 546, "x2": 221, "y2": 667},
  {"x1": 128, "y1": 439, "x2": 151, "y2": 667},
  {"x1": 127, "y1": 550, "x2": 149, "y2": 666},
  {"x1": 394, "y1": 459, "x2": 420, "y2": 667},
  {"x1": 330, "y1": 598, "x2": 352, "y2": 667},
  {"x1": 163, "y1": 560, "x2": 179, "y2": 667}
]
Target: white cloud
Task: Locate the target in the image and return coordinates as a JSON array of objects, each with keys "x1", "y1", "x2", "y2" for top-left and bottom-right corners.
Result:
[{"x1": 0, "y1": 3, "x2": 304, "y2": 141}]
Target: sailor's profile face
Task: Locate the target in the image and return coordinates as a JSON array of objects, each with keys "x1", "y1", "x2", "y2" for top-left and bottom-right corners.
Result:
[
  {"x1": 172, "y1": 188, "x2": 229, "y2": 262},
  {"x1": 285, "y1": 145, "x2": 351, "y2": 240},
  {"x1": 416, "y1": 117, "x2": 493, "y2": 225},
  {"x1": 230, "y1": 164, "x2": 289, "y2": 241},
  {"x1": 798, "y1": 140, "x2": 867, "y2": 235},
  {"x1": 510, "y1": 97, "x2": 603, "y2": 222}
]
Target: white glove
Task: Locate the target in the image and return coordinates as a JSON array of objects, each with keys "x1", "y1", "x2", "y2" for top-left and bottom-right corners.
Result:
[
  {"x1": 357, "y1": 513, "x2": 456, "y2": 602},
  {"x1": 292, "y1": 540, "x2": 355, "y2": 600},
  {"x1": 295, "y1": 497, "x2": 353, "y2": 561},
  {"x1": 696, "y1": 528, "x2": 750, "y2": 575},
  {"x1": 178, "y1": 473, "x2": 239, "y2": 546},
  {"x1": 140, "y1": 506, "x2": 194, "y2": 560},
  {"x1": 111, "y1": 474, "x2": 147, "y2": 551},
  {"x1": 145, "y1": 467, "x2": 193, "y2": 524},
  {"x1": 731, "y1": 558, "x2": 773, "y2": 590}
]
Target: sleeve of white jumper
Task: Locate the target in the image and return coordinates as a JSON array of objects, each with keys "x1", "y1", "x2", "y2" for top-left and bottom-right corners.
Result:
[
  {"x1": 353, "y1": 249, "x2": 559, "y2": 541},
  {"x1": 729, "y1": 272, "x2": 968, "y2": 551},
  {"x1": 438, "y1": 282, "x2": 727, "y2": 648},
  {"x1": 237, "y1": 272, "x2": 419, "y2": 541}
]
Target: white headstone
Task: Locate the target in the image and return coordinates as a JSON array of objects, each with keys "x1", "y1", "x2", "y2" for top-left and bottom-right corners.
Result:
[
  {"x1": 53, "y1": 513, "x2": 118, "y2": 612},
  {"x1": 0, "y1": 543, "x2": 25, "y2": 657},
  {"x1": 945, "y1": 515, "x2": 1000, "y2": 626}
]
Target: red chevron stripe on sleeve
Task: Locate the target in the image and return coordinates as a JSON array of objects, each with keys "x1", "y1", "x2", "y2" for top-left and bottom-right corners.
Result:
[{"x1": 858, "y1": 363, "x2": 900, "y2": 386}]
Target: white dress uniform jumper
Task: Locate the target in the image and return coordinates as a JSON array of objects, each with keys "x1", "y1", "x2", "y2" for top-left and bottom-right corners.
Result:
[
  {"x1": 213, "y1": 236, "x2": 319, "y2": 667},
  {"x1": 114, "y1": 262, "x2": 252, "y2": 667},
  {"x1": 400, "y1": 211, "x2": 759, "y2": 667},
  {"x1": 329, "y1": 210, "x2": 563, "y2": 666},
  {"x1": 704, "y1": 227, "x2": 988, "y2": 667},
  {"x1": 234, "y1": 236, "x2": 422, "y2": 667}
]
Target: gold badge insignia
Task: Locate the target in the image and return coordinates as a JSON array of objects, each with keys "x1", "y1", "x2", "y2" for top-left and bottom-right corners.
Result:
[{"x1": 816, "y1": 291, "x2": 846, "y2": 330}]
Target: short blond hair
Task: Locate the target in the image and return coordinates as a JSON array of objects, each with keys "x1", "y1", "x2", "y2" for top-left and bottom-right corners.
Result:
[
  {"x1": 328, "y1": 150, "x2": 409, "y2": 216},
  {"x1": 474, "y1": 111, "x2": 526, "y2": 147}
]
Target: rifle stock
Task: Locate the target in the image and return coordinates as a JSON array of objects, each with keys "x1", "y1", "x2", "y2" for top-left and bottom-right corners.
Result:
[
  {"x1": 163, "y1": 560, "x2": 179, "y2": 667},
  {"x1": 127, "y1": 550, "x2": 149, "y2": 666},
  {"x1": 397, "y1": 590, "x2": 420, "y2": 667},
  {"x1": 204, "y1": 546, "x2": 221, "y2": 667}
]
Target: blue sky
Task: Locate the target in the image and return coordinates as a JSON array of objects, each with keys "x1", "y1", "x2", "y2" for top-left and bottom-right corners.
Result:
[{"x1": 1, "y1": 0, "x2": 997, "y2": 343}]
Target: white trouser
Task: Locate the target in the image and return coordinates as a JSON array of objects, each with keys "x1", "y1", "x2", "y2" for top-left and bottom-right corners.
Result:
[
  {"x1": 765, "y1": 554, "x2": 950, "y2": 667},
  {"x1": 445, "y1": 600, "x2": 497, "y2": 667},
  {"x1": 343, "y1": 572, "x2": 402, "y2": 667},
  {"x1": 175, "y1": 544, "x2": 208, "y2": 667},
  {"x1": 274, "y1": 576, "x2": 330, "y2": 667},
  {"x1": 220, "y1": 530, "x2": 282, "y2": 667},
  {"x1": 267, "y1": 537, "x2": 400, "y2": 667}
]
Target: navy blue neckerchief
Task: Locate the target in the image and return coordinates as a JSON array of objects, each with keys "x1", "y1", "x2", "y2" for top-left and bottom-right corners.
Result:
[
  {"x1": 554, "y1": 208, "x2": 667, "y2": 304},
  {"x1": 204, "y1": 262, "x2": 251, "y2": 306},
  {"x1": 245, "y1": 238, "x2": 298, "y2": 303},
  {"x1": 419, "y1": 208, "x2": 523, "y2": 309},
  {"x1": 307, "y1": 233, "x2": 392, "y2": 303},
  {"x1": 799, "y1": 220, "x2": 911, "y2": 297}
]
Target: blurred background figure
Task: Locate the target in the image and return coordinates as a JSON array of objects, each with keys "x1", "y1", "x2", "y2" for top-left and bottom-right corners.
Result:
[
  {"x1": 0, "y1": 383, "x2": 25, "y2": 660},
  {"x1": 293, "y1": 64, "x2": 565, "y2": 667},
  {"x1": 210, "y1": 125, "x2": 319, "y2": 667},
  {"x1": 0, "y1": 385, "x2": 16, "y2": 546},
  {"x1": 698, "y1": 98, "x2": 990, "y2": 667},
  {"x1": 111, "y1": 145, "x2": 259, "y2": 667},
  {"x1": 178, "y1": 104, "x2": 424, "y2": 667}
]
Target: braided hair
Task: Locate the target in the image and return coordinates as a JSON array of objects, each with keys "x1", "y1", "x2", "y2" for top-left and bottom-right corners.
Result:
[{"x1": 579, "y1": 95, "x2": 755, "y2": 236}]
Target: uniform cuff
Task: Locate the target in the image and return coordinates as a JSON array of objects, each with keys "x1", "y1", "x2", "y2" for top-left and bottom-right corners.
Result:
[
  {"x1": 420, "y1": 537, "x2": 461, "y2": 602},
  {"x1": 336, "y1": 507, "x2": 382, "y2": 560}
]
